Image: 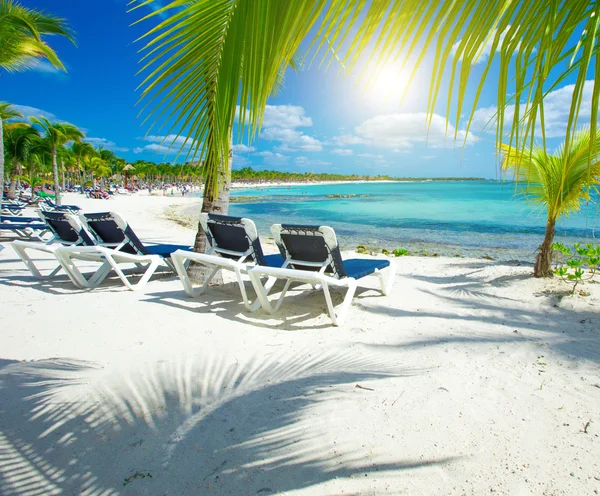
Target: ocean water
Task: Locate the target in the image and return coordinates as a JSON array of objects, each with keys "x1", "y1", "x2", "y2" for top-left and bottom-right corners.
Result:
[{"x1": 197, "y1": 181, "x2": 600, "y2": 260}]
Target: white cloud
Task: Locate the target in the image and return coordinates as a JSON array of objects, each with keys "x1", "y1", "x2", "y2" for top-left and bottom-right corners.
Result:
[
  {"x1": 232, "y1": 154, "x2": 252, "y2": 166},
  {"x1": 85, "y1": 137, "x2": 129, "y2": 153},
  {"x1": 10, "y1": 104, "x2": 56, "y2": 121},
  {"x1": 253, "y1": 151, "x2": 289, "y2": 165},
  {"x1": 470, "y1": 80, "x2": 596, "y2": 138},
  {"x1": 30, "y1": 60, "x2": 63, "y2": 74},
  {"x1": 135, "y1": 134, "x2": 199, "y2": 155},
  {"x1": 261, "y1": 127, "x2": 302, "y2": 142},
  {"x1": 326, "y1": 134, "x2": 366, "y2": 146},
  {"x1": 275, "y1": 135, "x2": 322, "y2": 152},
  {"x1": 262, "y1": 105, "x2": 312, "y2": 128},
  {"x1": 348, "y1": 112, "x2": 476, "y2": 149},
  {"x1": 331, "y1": 148, "x2": 354, "y2": 156},
  {"x1": 232, "y1": 144, "x2": 256, "y2": 153},
  {"x1": 358, "y1": 153, "x2": 384, "y2": 159},
  {"x1": 294, "y1": 156, "x2": 331, "y2": 167}
]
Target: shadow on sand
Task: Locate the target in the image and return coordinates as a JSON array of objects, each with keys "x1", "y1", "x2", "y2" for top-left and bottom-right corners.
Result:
[{"x1": 0, "y1": 349, "x2": 454, "y2": 495}]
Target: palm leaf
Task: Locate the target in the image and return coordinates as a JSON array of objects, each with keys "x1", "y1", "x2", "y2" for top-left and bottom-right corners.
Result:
[{"x1": 133, "y1": 0, "x2": 600, "y2": 198}]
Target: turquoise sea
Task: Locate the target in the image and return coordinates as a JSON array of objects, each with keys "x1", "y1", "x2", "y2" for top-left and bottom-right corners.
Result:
[{"x1": 197, "y1": 181, "x2": 600, "y2": 261}]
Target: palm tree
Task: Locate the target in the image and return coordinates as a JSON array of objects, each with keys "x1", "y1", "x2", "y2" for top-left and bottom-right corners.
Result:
[
  {"x1": 134, "y1": 0, "x2": 600, "y2": 264},
  {"x1": 0, "y1": 102, "x2": 23, "y2": 199},
  {"x1": 2, "y1": 122, "x2": 40, "y2": 198},
  {"x1": 71, "y1": 141, "x2": 96, "y2": 186},
  {"x1": 0, "y1": 0, "x2": 75, "y2": 73},
  {"x1": 1, "y1": 0, "x2": 74, "y2": 197},
  {"x1": 501, "y1": 128, "x2": 600, "y2": 278},
  {"x1": 31, "y1": 117, "x2": 84, "y2": 205}
]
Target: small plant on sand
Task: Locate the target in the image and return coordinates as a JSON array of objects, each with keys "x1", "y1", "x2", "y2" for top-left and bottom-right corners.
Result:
[
  {"x1": 552, "y1": 242, "x2": 600, "y2": 294},
  {"x1": 393, "y1": 248, "x2": 408, "y2": 256},
  {"x1": 356, "y1": 245, "x2": 368, "y2": 254},
  {"x1": 381, "y1": 248, "x2": 390, "y2": 255}
]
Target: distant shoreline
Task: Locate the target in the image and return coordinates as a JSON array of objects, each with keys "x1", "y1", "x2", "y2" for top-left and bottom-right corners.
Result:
[{"x1": 230, "y1": 178, "x2": 489, "y2": 189}]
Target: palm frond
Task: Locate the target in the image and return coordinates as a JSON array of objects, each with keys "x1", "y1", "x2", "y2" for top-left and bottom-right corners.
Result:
[
  {"x1": 134, "y1": 0, "x2": 600, "y2": 197},
  {"x1": 0, "y1": 0, "x2": 75, "y2": 73},
  {"x1": 501, "y1": 127, "x2": 600, "y2": 221}
]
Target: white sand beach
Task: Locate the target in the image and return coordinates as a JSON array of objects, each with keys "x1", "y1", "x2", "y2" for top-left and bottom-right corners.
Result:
[{"x1": 1, "y1": 193, "x2": 599, "y2": 495}]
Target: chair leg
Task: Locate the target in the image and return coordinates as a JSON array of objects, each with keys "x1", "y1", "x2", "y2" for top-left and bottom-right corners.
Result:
[
  {"x1": 323, "y1": 280, "x2": 357, "y2": 326},
  {"x1": 376, "y1": 263, "x2": 396, "y2": 296},
  {"x1": 54, "y1": 251, "x2": 110, "y2": 289},
  {"x1": 248, "y1": 271, "x2": 292, "y2": 314},
  {"x1": 11, "y1": 244, "x2": 62, "y2": 279},
  {"x1": 104, "y1": 256, "x2": 161, "y2": 291},
  {"x1": 172, "y1": 253, "x2": 220, "y2": 297}
]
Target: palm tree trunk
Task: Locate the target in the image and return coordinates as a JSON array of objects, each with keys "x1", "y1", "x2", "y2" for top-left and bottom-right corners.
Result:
[
  {"x1": 0, "y1": 117, "x2": 4, "y2": 201},
  {"x1": 51, "y1": 148, "x2": 62, "y2": 205},
  {"x1": 534, "y1": 219, "x2": 556, "y2": 277},
  {"x1": 61, "y1": 160, "x2": 66, "y2": 191},
  {"x1": 189, "y1": 138, "x2": 233, "y2": 282},
  {"x1": 7, "y1": 162, "x2": 22, "y2": 199}
]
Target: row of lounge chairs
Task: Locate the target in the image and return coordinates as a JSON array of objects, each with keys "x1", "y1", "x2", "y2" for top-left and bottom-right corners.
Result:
[{"x1": 4, "y1": 208, "x2": 395, "y2": 326}]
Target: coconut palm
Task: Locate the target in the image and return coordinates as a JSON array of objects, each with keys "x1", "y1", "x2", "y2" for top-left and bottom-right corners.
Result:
[
  {"x1": 3, "y1": 122, "x2": 40, "y2": 198},
  {"x1": 134, "y1": 0, "x2": 600, "y2": 266},
  {"x1": 501, "y1": 128, "x2": 600, "y2": 278},
  {"x1": 1, "y1": 0, "x2": 74, "y2": 197},
  {"x1": 70, "y1": 141, "x2": 96, "y2": 186},
  {"x1": 134, "y1": 0, "x2": 599, "y2": 187},
  {"x1": 0, "y1": 0, "x2": 75, "y2": 73},
  {"x1": 0, "y1": 102, "x2": 23, "y2": 199},
  {"x1": 31, "y1": 117, "x2": 84, "y2": 205}
]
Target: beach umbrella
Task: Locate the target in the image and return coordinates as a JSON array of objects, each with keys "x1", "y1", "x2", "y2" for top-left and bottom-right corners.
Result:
[{"x1": 123, "y1": 164, "x2": 135, "y2": 188}]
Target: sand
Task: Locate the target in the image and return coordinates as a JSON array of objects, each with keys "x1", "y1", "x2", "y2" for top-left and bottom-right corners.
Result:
[{"x1": 0, "y1": 192, "x2": 599, "y2": 495}]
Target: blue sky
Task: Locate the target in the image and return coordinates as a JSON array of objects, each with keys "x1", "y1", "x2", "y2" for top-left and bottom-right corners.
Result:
[{"x1": 2, "y1": 0, "x2": 588, "y2": 178}]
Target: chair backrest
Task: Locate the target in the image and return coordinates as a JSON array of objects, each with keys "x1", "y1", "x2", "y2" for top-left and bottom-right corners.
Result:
[
  {"x1": 81, "y1": 212, "x2": 146, "y2": 254},
  {"x1": 200, "y1": 213, "x2": 267, "y2": 265},
  {"x1": 39, "y1": 211, "x2": 96, "y2": 246},
  {"x1": 271, "y1": 224, "x2": 348, "y2": 278}
]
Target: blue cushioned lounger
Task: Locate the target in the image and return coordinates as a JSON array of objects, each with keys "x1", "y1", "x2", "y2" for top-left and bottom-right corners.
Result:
[
  {"x1": 248, "y1": 224, "x2": 395, "y2": 326},
  {"x1": 171, "y1": 213, "x2": 284, "y2": 310},
  {"x1": 54, "y1": 212, "x2": 192, "y2": 291}
]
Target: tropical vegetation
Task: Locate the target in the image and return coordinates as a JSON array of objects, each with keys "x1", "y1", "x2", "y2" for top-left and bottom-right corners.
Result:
[
  {"x1": 0, "y1": 0, "x2": 74, "y2": 199},
  {"x1": 501, "y1": 128, "x2": 600, "y2": 278},
  {"x1": 553, "y1": 242, "x2": 600, "y2": 294},
  {"x1": 133, "y1": 0, "x2": 600, "y2": 258}
]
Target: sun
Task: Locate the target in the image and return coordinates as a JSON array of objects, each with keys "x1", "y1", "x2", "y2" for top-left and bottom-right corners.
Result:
[{"x1": 364, "y1": 62, "x2": 411, "y2": 105}]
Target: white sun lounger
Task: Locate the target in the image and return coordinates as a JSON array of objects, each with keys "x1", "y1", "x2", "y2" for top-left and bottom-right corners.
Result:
[
  {"x1": 248, "y1": 224, "x2": 395, "y2": 326},
  {"x1": 10, "y1": 210, "x2": 99, "y2": 280},
  {"x1": 170, "y1": 213, "x2": 283, "y2": 310},
  {"x1": 54, "y1": 212, "x2": 192, "y2": 291}
]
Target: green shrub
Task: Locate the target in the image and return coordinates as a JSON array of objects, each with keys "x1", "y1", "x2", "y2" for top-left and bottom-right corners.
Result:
[
  {"x1": 381, "y1": 248, "x2": 390, "y2": 256},
  {"x1": 356, "y1": 245, "x2": 368, "y2": 254},
  {"x1": 393, "y1": 248, "x2": 408, "y2": 257},
  {"x1": 553, "y1": 242, "x2": 600, "y2": 294}
]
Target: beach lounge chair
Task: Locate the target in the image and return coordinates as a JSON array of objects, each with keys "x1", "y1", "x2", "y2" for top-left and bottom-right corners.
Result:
[
  {"x1": 40, "y1": 198, "x2": 82, "y2": 213},
  {"x1": 10, "y1": 210, "x2": 98, "y2": 279},
  {"x1": 170, "y1": 213, "x2": 284, "y2": 309},
  {"x1": 1, "y1": 212, "x2": 51, "y2": 242},
  {"x1": 1, "y1": 203, "x2": 26, "y2": 216},
  {"x1": 54, "y1": 212, "x2": 192, "y2": 291},
  {"x1": 248, "y1": 224, "x2": 396, "y2": 326}
]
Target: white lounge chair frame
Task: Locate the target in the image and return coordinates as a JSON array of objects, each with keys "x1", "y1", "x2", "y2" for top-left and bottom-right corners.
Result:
[
  {"x1": 10, "y1": 211, "x2": 97, "y2": 280},
  {"x1": 53, "y1": 212, "x2": 182, "y2": 291},
  {"x1": 248, "y1": 224, "x2": 395, "y2": 326},
  {"x1": 171, "y1": 213, "x2": 278, "y2": 310}
]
